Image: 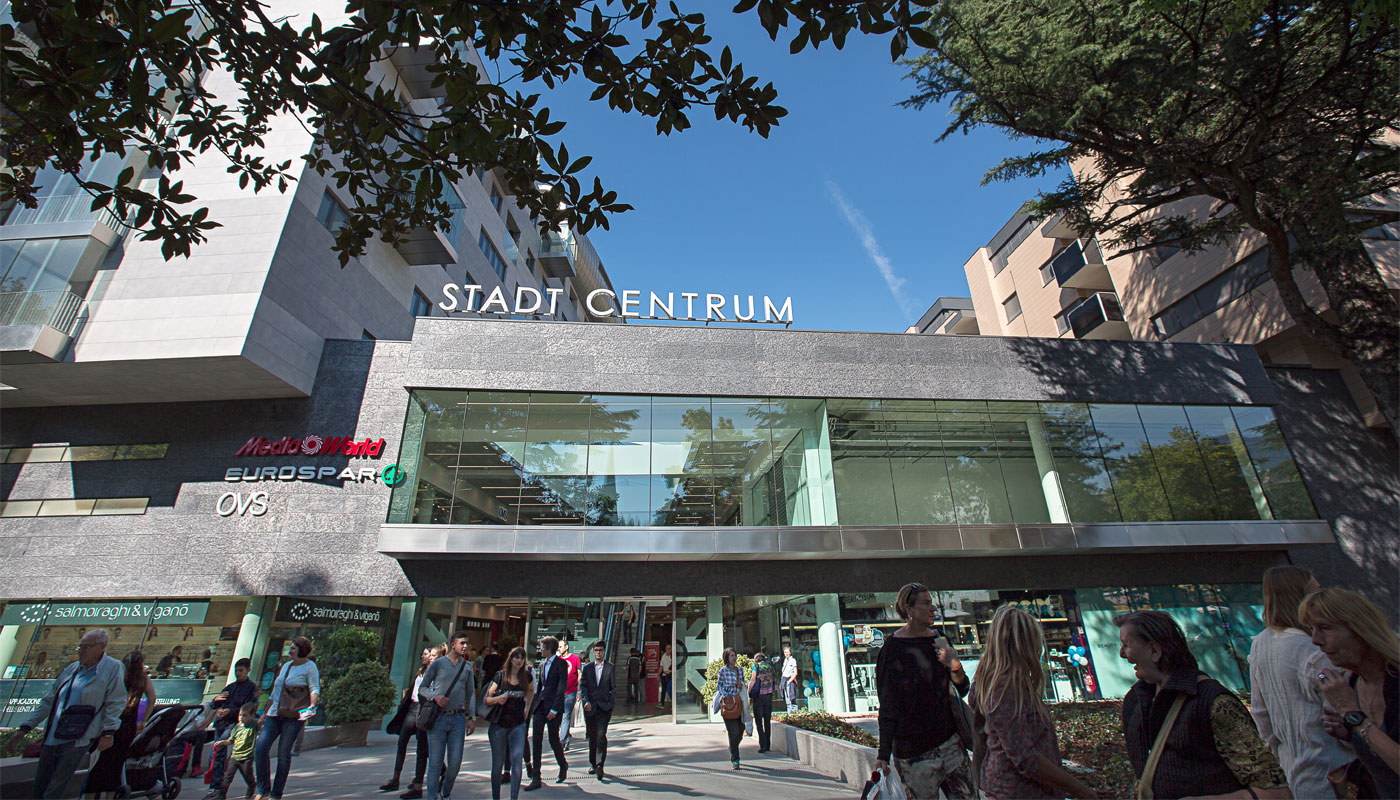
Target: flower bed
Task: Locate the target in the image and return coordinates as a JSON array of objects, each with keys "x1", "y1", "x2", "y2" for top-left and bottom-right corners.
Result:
[
  {"x1": 777, "y1": 711, "x2": 877, "y2": 748},
  {"x1": 1051, "y1": 700, "x2": 1135, "y2": 799}
]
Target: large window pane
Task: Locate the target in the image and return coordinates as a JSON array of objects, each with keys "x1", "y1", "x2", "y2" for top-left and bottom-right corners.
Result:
[
  {"x1": 766, "y1": 398, "x2": 837, "y2": 526},
  {"x1": 709, "y1": 399, "x2": 776, "y2": 526},
  {"x1": 1088, "y1": 404, "x2": 1171, "y2": 521},
  {"x1": 391, "y1": 390, "x2": 466, "y2": 524},
  {"x1": 519, "y1": 393, "x2": 591, "y2": 525},
  {"x1": 1230, "y1": 406, "x2": 1318, "y2": 519},
  {"x1": 1136, "y1": 405, "x2": 1224, "y2": 520},
  {"x1": 881, "y1": 399, "x2": 956, "y2": 525},
  {"x1": 458, "y1": 391, "x2": 531, "y2": 524},
  {"x1": 585, "y1": 396, "x2": 651, "y2": 526},
  {"x1": 827, "y1": 399, "x2": 898, "y2": 525},
  {"x1": 988, "y1": 402, "x2": 1055, "y2": 524},
  {"x1": 1038, "y1": 403, "x2": 1121, "y2": 522},
  {"x1": 651, "y1": 398, "x2": 714, "y2": 525},
  {"x1": 939, "y1": 401, "x2": 1014, "y2": 524},
  {"x1": 1182, "y1": 406, "x2": 1267, "y2": 520}
]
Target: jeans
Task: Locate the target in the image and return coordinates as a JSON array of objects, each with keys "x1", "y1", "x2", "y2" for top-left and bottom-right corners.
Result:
[
  {"x1": 393, "y1": 708, "x2": 428, "y2": 785},
  {"x1": 724, "y1": 716, "x2": 745, "y2": 763},
  {"x1": 659, "y1": 674, "x2": 671, "y2": 703},
  {"x1": 783, "y1": 678, "x2": 798, "y2": 711},
  {"x1": 584, "y1": 708, "x2": 611, "y2": 769},
  {"x1": 892, "y1": 734, "x2": 976, "y2": 800},
  {"x1": 33, "y1": 741, "x2": 85, "y2": 799},
  {"x1": 209, "y1": 718, "x2": 234, "y2": 786},
  {"x1": 488, "y1": 722, "x2": 526, "y2": 800},
  {"x1": 529, "y1": 712, "x2": 565, "y2": 781},
  {"x1": 752, "y1": 693, "x2": 773, "y2": 751},
  {"x1": 254, "y1": 715, "x2": 304, "y2": 799},
  {"x1": 425, "y1": 712, "x2": 467, "y2": 800},
  {"x1": 560, "y1": 691, "x2": 577, "y2": 746}
]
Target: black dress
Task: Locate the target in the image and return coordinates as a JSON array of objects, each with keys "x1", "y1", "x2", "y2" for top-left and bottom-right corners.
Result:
[{"x1": 86, "y1": 693, "x2": 141, "y2": 792}]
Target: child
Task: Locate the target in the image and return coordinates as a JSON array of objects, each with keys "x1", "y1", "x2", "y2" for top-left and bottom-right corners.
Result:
[{"x1": 209, "y1": 702, "x2": 257, "y2": 800}]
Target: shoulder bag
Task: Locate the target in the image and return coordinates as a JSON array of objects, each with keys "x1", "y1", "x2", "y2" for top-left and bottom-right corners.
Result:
[
  {"x1": 417, "y1": 658, "x2": 467, "y2": 732},
  {"x1": 49, "y1": 666, "x2": 99, "y2": 741},
  {"x1": 719, "y1": 668, "x2": 742, "y2": 719},
  {"x1": 482, "y1": 670, "x2": 506, "y2": 725},
  {"x1": 275, "y1": 662, "x2": 311, "y2": 720},
  {"x1": 1328, "y1": 759, "x2": 1378, "y2": 800},
  {"x1": 1134, "y1": 676, "x2": 1207, "y2": 800}
]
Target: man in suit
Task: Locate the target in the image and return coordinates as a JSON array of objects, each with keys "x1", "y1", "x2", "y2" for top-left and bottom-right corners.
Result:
[
  {"x1": 578, "y1": 640, "x2": 616, "y2": 779},
  {"x1": 525, "y1": 636, "x2": 568, "y2": 791}
]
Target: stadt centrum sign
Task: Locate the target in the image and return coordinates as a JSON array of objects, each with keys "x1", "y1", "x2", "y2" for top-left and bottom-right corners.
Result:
[{"x1": 440, "y1": 284, "x2": 795, "y2": 325}]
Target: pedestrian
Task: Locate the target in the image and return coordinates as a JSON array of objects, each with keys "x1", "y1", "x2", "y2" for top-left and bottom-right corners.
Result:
[
  {"x1": 156, "y1": 645, "x2": 183, "y2": 677},
  {"x1": 780, "y1": 645, "x2": 799, "y2": 712},
  {"x1": 524, "y1": 636, "x2": 569, "y2": 791},
  {"x1": 658, "y1": 644, "x2": 673, "y2": 709},
  {"x1": 203, "y1": 657, "x2": 260, "y2": 800},
  {"x1": 484, "y1": 646, "x2": 533, "y2": 800},
  {"x1": 626, "y1": 648, "x2": 642, "y2": 705},
  {"x1": 579, "y1": 640, "x2": 616, "y2": 779},
  {"x1": 622, "y1": 605, "x2": 636, "y2": 645},
  {"x1": 1115, "y1": 610, "x2": 1289, "y2": 799},
  {"x1": 207, "y1": 702, "x2": 258, "y2": 800},
  {"x1": 87, "y1": 649, "x2": 158, "y2": 799},
  {"x1": 419, "y1": 632, "x2": 477, "y2": 800},
  {"x1": 5, "y1": 629, "x2": 127, "y2": 800},
  {"x1": 710, "y1": 648, "x2": 751, "y2": 770},
  {"x1": 1302, "y1": 587, "x2": 1400, "y2": 798},
  {"x1": 556, "y1": 639, "x2": 581, "y2": 751},
  {"x1": 748, "y1": 650, "x2": 776, "y2": 753},
  {"x1": 1248, "y1": 566, "x2": 1352, "y2": 799},
  {"x1": 480, "y1": 644, "x2": 505, "y2": 710},
  {"x1": 873, "y1": 583, "x2": 975, "y2": 800},
  {"x1": 971, "y1": 606, "x2": 1097, "y2": 800},
  {"x1": 253, "y1": 636, "x2": 320, "y2": 800},
  {"x1": 383, "y1": 645, "x2": 445, "y2": 800}
]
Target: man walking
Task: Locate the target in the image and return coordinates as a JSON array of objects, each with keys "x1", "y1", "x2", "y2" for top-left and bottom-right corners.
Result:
[
  {"x1": 524, "y1": 636, "x2": 569, "y2": 791},
  {"x1": 556, "y1": 639, "x2": 581, "y2": 751},
  {"x1": 6, "y1": 629, "x2": 127, "y2": 799},
  {"x1": 578, "y1": 640, "x2": 616, "y2": 780},
  {"x1": 781, "y1": 645, "x2": 799, "y2": 712},
  {"x1": 419, "y1": 632, "x2": 476, "y2": 800},
  {"x1": 203, "y1": 657, "x2": 259, "y2": 800}
]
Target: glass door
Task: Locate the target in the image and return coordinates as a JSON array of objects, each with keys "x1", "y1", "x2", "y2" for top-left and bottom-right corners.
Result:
[{"x1": 673, "y1": 597, "x2": 709, "y2": 723}]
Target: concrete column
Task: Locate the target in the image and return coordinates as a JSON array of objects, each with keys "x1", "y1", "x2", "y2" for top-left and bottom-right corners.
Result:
[
  {"x1": 0, "y1": 624, "x2": 24, "y2": 676},
  {"x1": 384, "y1": 598, "x2": 421, "y2": 726},
  {"x1": 815, "y1": 594, "x2": 847, "y2": 713},
  {"x1": 707, "y1": 596, "x2": 724, "y2": 721},
  {"x1": 231, "y1": 597, "x2": 269, "y2": 673},
  {"x1": 1026, "y1": 415, "x2": 1071, "y2": 523}
]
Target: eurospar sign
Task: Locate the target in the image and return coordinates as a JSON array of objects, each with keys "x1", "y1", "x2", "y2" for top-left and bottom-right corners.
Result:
[{"x1": 218, "y1": 433, "x2": 404, "y2": 517}]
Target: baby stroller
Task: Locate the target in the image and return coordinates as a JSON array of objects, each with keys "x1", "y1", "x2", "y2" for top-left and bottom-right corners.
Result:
[{"x1": 115, "y1": 703, "x2": 205, "y2": 799}]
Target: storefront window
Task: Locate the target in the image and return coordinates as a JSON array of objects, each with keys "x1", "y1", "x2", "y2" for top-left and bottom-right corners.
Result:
[
  {"x1": 1136, "y1": 405, "x2": 1227, "y2": 520},
  {"x1": 1039, "y1": 402, "x2": 1122, "y2": 522},
  {"x1": 651, "y1": 397, "x2": 717, "y2": 526},
  {"x1": 882, "y1": 400, "x2": 956, "y2": 524},
  {"x1": 1231, "y1": 406, "x2": 1317, "y2": 520},
  {"x1": 1087, "y1": 403, "x2": 1173, "y2": 521},
  {"x1": 1182, "y1": 405, "x2": 1269, "y2": 520},
  {"x1": 827, "y1": 399, "x2": 899, "y2": 525},
  {"x1": 261, "y1": 596, "x2": 400, "y2": 725}
]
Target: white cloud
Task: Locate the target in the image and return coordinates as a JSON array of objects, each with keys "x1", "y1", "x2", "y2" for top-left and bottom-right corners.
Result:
[{"x1": 825, "y1": 180, "x2": 917, "y2": 319}]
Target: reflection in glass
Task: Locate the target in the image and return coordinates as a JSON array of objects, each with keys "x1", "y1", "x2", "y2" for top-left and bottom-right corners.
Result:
[
  {"x1": 651, "y1": 398, "x2": 714, "y2": 525},
  {"x1": 938, "y1": 401, "x2": 1014, "y2": 524},
  {"x1": 881, "y1": 400, "x2": 956, "y2": 525},
  {"x1": 521, "y1": 393, "x2": 591, "y2": 525},
  {"x1": 989, "y1": 402, "x2": 1054, "y2": 524},
  {"x1": 826, "y1": 399, "x2": 898, "y2": 525},
  {"x1": 458, "y1": 392, "x2": 531, "y2": 524},
  {"x1": 710, "y1": 399, "x2": 775, "y2": 526},
  {"x1": 1136, "y1": 405, "x2": 1224, "y2": 520},
  {"x1": 1230, "y1": 406, "x2": 1317, "y2": 519},
  {"x1": 764, "y1": 399, "x2": 837, "y2": 525},
  {"x1": 1039, "y1": 403, "x2": 1121, "y2": 522},
  {"x1": 1087, "y1": 404, "x2": 1171, "y2": 521},
  {"x1": 390, "y1": 389, "x2": 467, "y2": 524},
  {"x1": 1182, "y1": 406, "x2": 1268, "y2": 520},
  {"x1": 586, "y1": 397, "x2": 650, "y2": 526}
]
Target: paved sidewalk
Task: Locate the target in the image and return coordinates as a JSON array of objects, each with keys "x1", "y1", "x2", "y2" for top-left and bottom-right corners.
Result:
[{"x1": 241, "y1": 720, "x2": 849, "y2": 799}]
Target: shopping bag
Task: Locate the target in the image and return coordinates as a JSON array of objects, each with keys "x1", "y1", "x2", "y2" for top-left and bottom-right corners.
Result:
[{"x1": 861, "y1": 768, "x2": 908, "y2": 800}]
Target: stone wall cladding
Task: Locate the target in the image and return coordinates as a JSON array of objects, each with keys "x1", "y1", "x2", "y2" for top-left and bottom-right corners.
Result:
[{"x1": 0, "y1": 320, "x2": 1302, "y2": 600}]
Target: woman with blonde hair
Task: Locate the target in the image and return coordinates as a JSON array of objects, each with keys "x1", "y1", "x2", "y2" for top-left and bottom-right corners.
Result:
[
  {"x1": 1304, "y1": 587, "x2": 1399, "y2": 798},
  {"x1": 1247, "y1": 566, "x2": 1350, "y2": 799},
  {"x1": 972, "y1": 606, "x2": 1097, "y2": 800}
]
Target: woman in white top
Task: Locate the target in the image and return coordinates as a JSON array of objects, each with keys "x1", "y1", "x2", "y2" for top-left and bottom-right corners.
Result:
[
  {"x1": 255, "y1": 636, "x2": 321, "y2": 800},
  {"x1": 1248, "y1": 566, "x2": 1352, "y2": 800}
]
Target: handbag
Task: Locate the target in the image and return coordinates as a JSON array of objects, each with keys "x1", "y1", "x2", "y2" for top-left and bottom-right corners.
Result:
[
  {"x1": 49, "y1": 667, "x2": 98, "y2": 741},
  {"x1": 719, "y1": 694, "x2": 742, "y2": 719},
  {"x1": 274, "y1": 662, "x2": 311, "y2": 720},
  {"x1": 482, "y1": 670, "x2": 505, "y2": 725},
  {"x1": 386, "y1": 690, "x2": 413, "y2": 736},
  {"x1": 417, "y1": 658, "x2": 468, "y2": 732},
  {"x1": 1328, "y1": 759, "x2": 1378, "y2": 800}
]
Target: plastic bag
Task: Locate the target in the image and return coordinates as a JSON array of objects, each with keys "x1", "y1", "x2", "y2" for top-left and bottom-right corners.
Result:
[{"x1": 861, "y1": 768, "x2": 908, "y2": 800}]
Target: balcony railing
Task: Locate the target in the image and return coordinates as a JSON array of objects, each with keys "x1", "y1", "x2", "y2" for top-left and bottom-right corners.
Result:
[
  {"x1": 1046, "y1": 239, "x2": 1112, "y2": 290},
  {"x1": 538, "y1": 232, "x2": 577, "y2": 278},
  {"x1": 1067, "y1": 291, "x2": 1128, "y2": 340},
  {"x1": 4, "y1": 194, "x2": 123, "y2": 230},
  {"x1": 0, "y1": 289, "x2": 85, "y2": 335}
]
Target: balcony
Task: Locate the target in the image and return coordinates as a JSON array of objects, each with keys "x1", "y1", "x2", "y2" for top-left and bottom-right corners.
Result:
[
  {"x1": 385, "y1": 42, "x2": 445, "y2": 99},
  {"x1": 1046, "y1": 239, "x2": 1113, "y2": 291},
  {"x1": 538, "y1": 232, "x2": 577, "y2": 279},
  {"x1": 0, "y1": 289, "x2": 85, "y2": 362},
  {"x1": 391, "y1": 198, "x2": 463, "y2": 266},
  {"x1": 1067, "y1": 292, "x2": 1130, "y2": 340},
  {"x1": 3, "y1": 193, "x2": 124, "y2": 242}
]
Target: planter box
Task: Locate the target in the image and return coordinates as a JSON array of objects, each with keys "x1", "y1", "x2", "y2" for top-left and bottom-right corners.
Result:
[{"x1": 771, "y1": 721, "x2": 878, "y2": 787}]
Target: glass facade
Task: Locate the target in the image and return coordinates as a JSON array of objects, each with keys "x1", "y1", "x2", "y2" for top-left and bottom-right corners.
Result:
[{"x1": 389, "y1": 391, "x2": 1318, "y2": 527}]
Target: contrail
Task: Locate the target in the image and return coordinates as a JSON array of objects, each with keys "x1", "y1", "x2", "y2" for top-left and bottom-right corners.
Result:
[{"x1": 825, "y1": 180, "x2": 917, "y2": 319}]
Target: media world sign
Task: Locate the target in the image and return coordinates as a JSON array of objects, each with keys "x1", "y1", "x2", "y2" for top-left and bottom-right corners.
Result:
[
  {"x1": 440, "y1": 284, "x2": 794, "y2": 325},
  {"x1": 236, "y1": 435, "x2": 385, "y2": 458}
]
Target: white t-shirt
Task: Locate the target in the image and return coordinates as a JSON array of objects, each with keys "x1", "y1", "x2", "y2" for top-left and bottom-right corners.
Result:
[
  {"x1": 660, "y1": 653, "x2": 672, "y2": 674},
  {"x1": 782, "y1": 656, "x2": 797, "y2": 679},
  {"x1": 411, "y1": 673, "x2": 425, "y2": 702}
]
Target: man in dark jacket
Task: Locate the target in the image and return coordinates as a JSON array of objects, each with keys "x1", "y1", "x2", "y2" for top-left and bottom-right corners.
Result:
[
  {"x1": 525, "y1": 636, "x2": 569, "y2": 791},
  {"x1": 578, "y1": 640, "x2": 616, "y2": 779}
]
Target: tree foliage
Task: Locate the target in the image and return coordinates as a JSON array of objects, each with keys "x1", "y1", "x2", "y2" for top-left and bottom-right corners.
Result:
[
  {"x1": 905, "y1": 0, "x2": 1400, "y2": 434},
  {"x1": 1, "y1": 0, "x2": 930, "y2": 262}
]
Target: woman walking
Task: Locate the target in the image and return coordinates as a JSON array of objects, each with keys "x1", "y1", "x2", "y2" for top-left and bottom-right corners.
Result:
[
  {"x1": 86, "y1": 650, "x2": 157, "y2": 799},
  {"x1": 874, "y1": 583, "x2": 975, "y2": 800},
  {"x1": 748, "y1": 650, "x2": 776, "y2": 753},
  {"x1": 1304, "y1": 587, "x2": 1400, "y2": 798},
  {"x1": 254, "y1": 636, "x2": 320, "y2": 800},
  {"x1": 971, "y1": 606, "x2": 1097, "y2": 800},
  {"x1": 484, "y1": 646, "x2": 535, "y2": 800},
  {"x1": 382, "y1": 644, "x2": 445, "y2": 800},
  {"x1": 711, "y1": 648, "x2": 750, "y2": 770},
  {"x1": 1116, "y1": 610, "x2": 1290, "y2": 799},
  {"x1": 1248, "y1": 566, "x2": 1352, "y2": 799}
]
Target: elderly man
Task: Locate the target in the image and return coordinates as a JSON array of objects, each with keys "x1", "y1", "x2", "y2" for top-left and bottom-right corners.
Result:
[{"x1": 6, "y1": 629, "x2": 127, "y2": 799}]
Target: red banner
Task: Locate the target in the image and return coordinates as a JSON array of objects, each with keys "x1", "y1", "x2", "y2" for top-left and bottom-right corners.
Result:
[{"x1": 643, "y1": 640, "x2": 660, "y2": 704}]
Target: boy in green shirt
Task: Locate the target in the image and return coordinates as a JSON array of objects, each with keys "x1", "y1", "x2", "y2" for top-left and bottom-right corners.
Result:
[{"x1": 208, "y1": 702, "x2": 257, "y2": 799}]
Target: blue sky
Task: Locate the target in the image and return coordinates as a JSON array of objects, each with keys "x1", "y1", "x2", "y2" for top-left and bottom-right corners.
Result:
[{"x1": 524, "y1": 10, "x2": 1065, "y2": 332}]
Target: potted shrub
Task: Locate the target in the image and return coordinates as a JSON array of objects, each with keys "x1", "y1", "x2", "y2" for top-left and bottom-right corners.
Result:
[{"x1": 322, "y1": 661, "x2": 398, "y2": 747}]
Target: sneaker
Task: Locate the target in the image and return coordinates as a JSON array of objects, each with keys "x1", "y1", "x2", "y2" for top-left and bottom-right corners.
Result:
[{"x1": 731, "y1": 760, "x2": 741, "y2": 770}]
